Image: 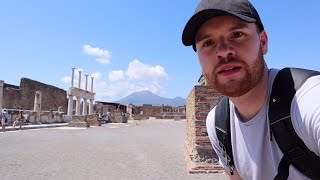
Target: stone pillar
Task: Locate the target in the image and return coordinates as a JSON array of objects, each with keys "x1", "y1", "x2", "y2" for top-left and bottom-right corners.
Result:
[
  {"x1": 34, "y1": 91, "x2": 42, "y2": 120},
  {"x1": 78, "y1": 71, "x2": 82, "y2": 89},
  {"x1": 71, "y1": 67, "x2": 75, "y2": 88},
  {"x1": 91, "y1": 77, "x2": 94, "y2": 92},
  {"x1": 0, "y1": 80, "x2": 3, "y2": 112},
  {"x1": 75, "y1": 97, "x2": 81, "y2": 115},
  {"x1": 0, "y1": 80, "x2": 3, "y2": 132},
  {"x1": 127, "y1": 104, "x2": 133, "y2": 119},
  {"x1": 85, "y1": 75, "x2": 88, "y2": 91},
  {"x1": 89, "y1": 99, "x2": 94, "y2": 115},
  {"x1": 185, "y1": 85, "x2": 224, "y2": 173},
  {"x1": 82, "y1": 98, "x2": 87, "y2": 115},
  {"x1": 67, "y1": 95, "x2": 74, "y2": 116}
]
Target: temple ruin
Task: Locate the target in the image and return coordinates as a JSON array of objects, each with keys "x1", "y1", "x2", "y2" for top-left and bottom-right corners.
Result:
[{"x1": 65, "y1": 68, "x2": 99, "y2": 127}]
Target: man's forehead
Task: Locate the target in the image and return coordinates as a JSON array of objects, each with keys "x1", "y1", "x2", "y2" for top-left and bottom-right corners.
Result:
[{"x1": 195, "y1": 16, "x2": 251, "y2": 41}]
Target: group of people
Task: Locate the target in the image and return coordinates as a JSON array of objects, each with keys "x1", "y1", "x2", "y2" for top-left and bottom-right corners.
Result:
[{"x1": 98, "y1": 111, "x2": 111, "y2": 123}]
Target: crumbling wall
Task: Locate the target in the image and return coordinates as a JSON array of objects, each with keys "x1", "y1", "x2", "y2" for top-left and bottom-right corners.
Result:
[
  {"x1": 135, "y1": 106, "x2": 162, "y2": 119},
  {"x1": 185, "y1": 85, "x2": 224, "y2": 173},
  {"x1": 2, "y1": 78, "x2": 67, "y2": 113},
  {"x1": 3, "y1": 86, "x2": 20, "y2": 109}
]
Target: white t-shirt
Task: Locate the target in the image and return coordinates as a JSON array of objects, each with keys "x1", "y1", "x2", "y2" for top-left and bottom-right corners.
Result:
[{"x1": 206, "y1": 69, "x2": 320, "y2": 180}]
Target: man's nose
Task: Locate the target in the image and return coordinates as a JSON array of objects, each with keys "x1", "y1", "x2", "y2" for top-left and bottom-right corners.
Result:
[{"x1": 216, "y1": 41, "x2": 235, "y2": 60}]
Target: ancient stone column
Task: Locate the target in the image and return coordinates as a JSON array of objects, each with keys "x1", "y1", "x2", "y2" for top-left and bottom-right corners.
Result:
[
  {"x1": 82, "y1": 98, "x2": 87, "y2": 115},
  {"x1": 34, "y1": 91, "x2": 42, "y2": 120},
  {"x1": 75, "y1": 97, "x2": 81, "y2": 115},
  {"x1": 71, "y1": 67, "x2": 75, "y2": 88},
  {"x1": 127, "y1": 104, "x2": 133, "y2": 119},
  {"x1": 78, "y1": 71, "x2": 82, "y2": 89},
  {"x1": 85, "y1": 75, "x2": 88, "y2": 91},
  {"x1": 0, "y1": 80, "x2": 3, "y2": 132},
  {"x1": 89, "y1": 99, "x2": 94, "y2": 115},
  {"x1": 91, "y1": 77, "x2": 94, "y2": 92},
  {"x1": 0, "y1": 80, "x2": 4, "y2": 113},
  {"x1": 67, "y1": 95, "x2": 74, "y2": 116}
]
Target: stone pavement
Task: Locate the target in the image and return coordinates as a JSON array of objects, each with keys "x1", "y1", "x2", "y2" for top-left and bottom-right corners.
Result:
[
  {"x1": 0, "y1": 119, "x2": 227, "y2": 180},
  {"x1": 1, "y1": 123, "x2": 68, "y2": 132}
]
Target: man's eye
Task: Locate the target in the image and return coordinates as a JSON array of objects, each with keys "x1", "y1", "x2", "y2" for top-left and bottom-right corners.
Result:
[
  {"x1": 203, "y1": 40, "x2": 214, "y2": 47},
  {"x1": 232, "y1": 32, "x2": 243, "y2": 38}
]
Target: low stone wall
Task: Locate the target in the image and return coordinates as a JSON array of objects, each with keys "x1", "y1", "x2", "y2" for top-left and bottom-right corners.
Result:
[
  {"x1": 68, "y1": 115, "x2": 89, "y2": 128},
  {"x1": 4, "y1": 109, "x2": 64, "y2": 124}
]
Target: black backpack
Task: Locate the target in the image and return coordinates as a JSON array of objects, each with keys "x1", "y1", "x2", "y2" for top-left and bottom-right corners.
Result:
[{"x1": 214, "y1": 68, "x2": 320, "y2": 180}]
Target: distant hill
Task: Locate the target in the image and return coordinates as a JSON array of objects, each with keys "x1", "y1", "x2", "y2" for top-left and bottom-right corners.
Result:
[{"x1": 114, "y1": 90, "x2": 186, "y2": 107}]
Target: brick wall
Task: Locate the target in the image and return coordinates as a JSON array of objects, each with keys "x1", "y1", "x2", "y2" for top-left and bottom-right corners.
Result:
[
  {"x1": 185, "y1": 85, "x2": 224, "y2": 173},
  {"x1": 2, "y1": 78, "x2": 68, "y2": 113}
]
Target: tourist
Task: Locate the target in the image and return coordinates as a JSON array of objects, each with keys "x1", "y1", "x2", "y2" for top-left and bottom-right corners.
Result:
[
  {"x1": 182, "y1": 0, "x2": 320, "y2": 179},
  {"x1": 2, "y1": 108, "x2": 8, "y2": 124},
  {"x1": 13, "y1": 110, "x2": 24, "y2": 130},
  {"x1": 1, "y1": 108, "x2": 9, "y2": 132}
]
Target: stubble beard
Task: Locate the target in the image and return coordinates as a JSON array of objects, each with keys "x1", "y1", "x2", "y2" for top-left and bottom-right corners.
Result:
[{"x1": 204, "y1": 48, "x2": 265, "y2": 97}]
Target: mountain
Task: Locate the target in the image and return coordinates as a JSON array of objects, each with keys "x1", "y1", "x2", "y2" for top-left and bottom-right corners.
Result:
[{"x1": 114, "y1": 90, "x2": 186, "y2": 107}]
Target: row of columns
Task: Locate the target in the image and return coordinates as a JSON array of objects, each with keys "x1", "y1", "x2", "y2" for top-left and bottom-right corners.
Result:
[
  {"x1": 67, "y1": 97, "x2": 93, "y2": 116},
  {"x1": 67, "y1": 68, "x2": 95, "y2": 116},
  {"x1": 71, "y1": 68, "x2": 94, "y2": 91}
]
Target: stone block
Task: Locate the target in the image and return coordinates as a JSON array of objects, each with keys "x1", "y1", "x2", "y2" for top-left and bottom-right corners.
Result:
[
  {"x1": 86, "y1": 114, "x2": 100, "y2": 126},
  {"x1": 68, "y1": 115, "x2": 89, "y2": 128}
]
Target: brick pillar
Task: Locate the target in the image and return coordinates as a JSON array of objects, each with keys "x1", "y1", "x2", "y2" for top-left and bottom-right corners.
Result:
[{"x1": 184, "y1": 85, "x2": 224, "y2": 173}]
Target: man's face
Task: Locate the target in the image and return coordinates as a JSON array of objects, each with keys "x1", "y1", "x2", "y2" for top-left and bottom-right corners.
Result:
[{"x1": 195, "y1": 15, "x2": 268, "y2": 97}]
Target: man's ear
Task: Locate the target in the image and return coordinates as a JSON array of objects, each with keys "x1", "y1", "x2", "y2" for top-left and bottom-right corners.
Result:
[{"x1": 260, "y1": 30, "x2": 268, "y2": 55}]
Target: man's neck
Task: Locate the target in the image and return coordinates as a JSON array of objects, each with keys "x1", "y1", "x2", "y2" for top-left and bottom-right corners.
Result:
[{"x1": 229, "y1": 67, "x2": 269, "y2": 122}]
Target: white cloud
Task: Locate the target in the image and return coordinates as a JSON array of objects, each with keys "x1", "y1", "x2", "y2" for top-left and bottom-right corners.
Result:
[
  {"x1": 62, "y1": 60, "x2": 169, "y2": 102},
  {"x1": 126, "y1": 59, "x2": 168, "y2": 80},
  {"x1": 108, "y1": 70, "x2": 125, "y2": 81},
  {"x1": 83, "y1": 44, "x2": 110, "y2": 57},
  {"x1": 61, "y1": 76, "x2": 71, "y2": 84},
  {"x1": 96, "y1": 58, "x2": 110, "y2": 65},
  {"x1": 83, "y1": 44, "x2": 111, "y2": 65}
]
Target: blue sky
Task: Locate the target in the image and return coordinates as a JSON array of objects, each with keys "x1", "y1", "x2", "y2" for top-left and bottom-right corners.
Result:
[{"x1": 1, "y1": 1, "x2": 319, "y2": 102}]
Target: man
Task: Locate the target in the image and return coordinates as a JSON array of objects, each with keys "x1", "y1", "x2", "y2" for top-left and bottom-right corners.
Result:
[
  {"x1": 1, "y1": 108, "x2": 8, "y2": 124},
  {"x1": 2, "y1": 108, "x2": 9, "y2": 132},
  {"x1": 182, "y1": 0, "x2": 320, "y2": 179}
]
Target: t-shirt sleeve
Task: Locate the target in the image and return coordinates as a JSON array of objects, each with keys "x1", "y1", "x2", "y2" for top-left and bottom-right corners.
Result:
[
  {"x1": 206, "y1": 107, "x2": 229, "y2": 169},
  {"x1": 291, "y1": 75, "x2": 320, "y2": 156}
]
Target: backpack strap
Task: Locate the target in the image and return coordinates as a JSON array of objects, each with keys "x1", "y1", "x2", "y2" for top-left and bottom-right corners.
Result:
[
  {"x1": 215, "y1": 96, "x2": 235, "y2": 175},
  {"x1": 269, "y1": 68, "x2": 320, "y2": 180}
]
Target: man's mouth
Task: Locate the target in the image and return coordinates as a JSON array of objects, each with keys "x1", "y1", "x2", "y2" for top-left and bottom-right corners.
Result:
[{"x1": 218, "y1": 65, "x2": 241, "y2": 75}]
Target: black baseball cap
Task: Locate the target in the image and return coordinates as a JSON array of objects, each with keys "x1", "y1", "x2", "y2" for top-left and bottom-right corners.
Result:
[{"x1": 182, "y1": 0, "x2": 264, "y2": 50}]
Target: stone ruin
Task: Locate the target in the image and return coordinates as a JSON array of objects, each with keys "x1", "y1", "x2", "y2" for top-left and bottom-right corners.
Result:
[
  {"x1": 184, "y1": 85, "x2": 224, "y2": 173},
  {"x1": 65, "y1": 68, "x2": 99, "y2": 127},
  {"x1": 126, "y1": 103, "x2": 186, "y2": 120},
  {"x1": 0, "y1": 80, "x2": 65, "y2": 125}
]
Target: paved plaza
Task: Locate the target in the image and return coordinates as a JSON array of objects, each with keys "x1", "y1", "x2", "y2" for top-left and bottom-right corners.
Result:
[{"x1": 0, "y1": 119, "x2": 226, "y2": 180}]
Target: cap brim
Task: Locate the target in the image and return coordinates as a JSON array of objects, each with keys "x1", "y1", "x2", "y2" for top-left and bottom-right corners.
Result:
[{"x1": 182, "y1": 9, "x2": 257, "y2": 46}]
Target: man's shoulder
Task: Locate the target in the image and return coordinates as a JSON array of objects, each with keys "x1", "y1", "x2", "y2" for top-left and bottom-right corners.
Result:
[{"x1": 206, "y1": 106, "x2": 217, "y2": 127}]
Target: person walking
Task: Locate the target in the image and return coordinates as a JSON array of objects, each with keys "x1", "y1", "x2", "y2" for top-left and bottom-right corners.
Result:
[{"x1": 1, "y1": 108, "x2": 9, "y2": 132}]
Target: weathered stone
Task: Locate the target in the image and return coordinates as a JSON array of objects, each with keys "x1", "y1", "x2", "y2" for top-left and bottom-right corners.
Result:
[
  {"x1": 185, "y1": 85, "x2": 223, "y2": 174},
  {"x1": 86, "y1": 114, "x2": 100, "y2": 126},
  {"x1": 68, "y1": 115, "x2": 89, "y2": 128},
  {"x1": 2, "y1": 78, "x2": 67, "y2": 112}
]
